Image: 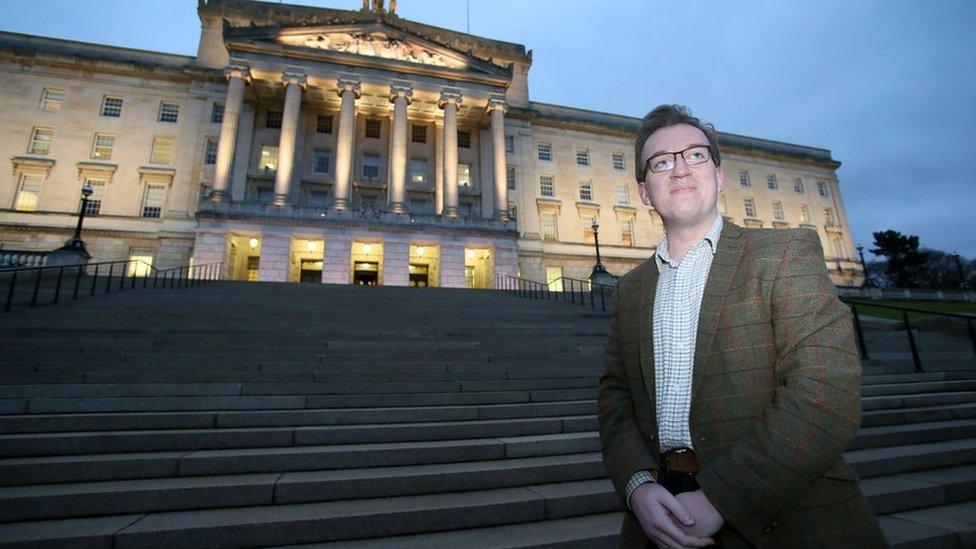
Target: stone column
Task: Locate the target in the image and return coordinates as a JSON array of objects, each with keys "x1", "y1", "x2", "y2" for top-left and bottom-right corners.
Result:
[
  {"x1": 257, "y1": 233, "x2": 290, "y2": 282},
  {"x1": 322, "y1": 236, "x2": 351, "y2": 284},
  {"x1": 488, "y1": 99, "x2": 509, "y2": 220},
  {"x1": 387, "y1": 85, "x2": 412, "y2": 214},
  {"x1": 333, "y1": 79, "x2": 361, "y2": 211},
  {"x1": 439, "y1": 91, "x2": 462, "y2": 218},
  {"x1": 272, "y1": 71, "x2": 307, "y2": 206},
  {"x1": 210, "y1": 65, "x2": 250, "y2": 202},
  {"x1": 434, "y1": 121, "x2": 444, "y2": 215},
  {"x1": 383, "y1": 240, "x2": 409, "y2": 286},
  {"x1": 440, "y1": 244, "x2": 467, "y2": 288}
]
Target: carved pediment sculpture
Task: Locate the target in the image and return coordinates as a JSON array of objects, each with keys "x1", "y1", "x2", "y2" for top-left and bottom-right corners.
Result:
[{"x1": 279, "y1": 31, "x2": 464, "y2": 69}]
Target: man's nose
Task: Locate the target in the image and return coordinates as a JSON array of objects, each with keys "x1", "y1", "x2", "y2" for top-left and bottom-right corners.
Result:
[{"x1": 670, "y1": 154, "x2": 691, "y2": 178}]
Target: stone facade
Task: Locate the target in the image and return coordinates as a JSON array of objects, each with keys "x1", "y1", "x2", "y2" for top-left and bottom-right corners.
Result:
[{"x1": 0, "y1": 0, "x2": 863, "y2": 287}]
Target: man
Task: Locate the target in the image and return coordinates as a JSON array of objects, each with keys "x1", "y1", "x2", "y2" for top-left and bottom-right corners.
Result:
[{"x1": 597, "y1": 105, "x2": 885, "y2": 548}]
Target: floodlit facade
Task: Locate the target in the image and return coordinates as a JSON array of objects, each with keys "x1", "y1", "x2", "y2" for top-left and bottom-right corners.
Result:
[{"x1": 0, "y1": 0, "x2": 864, "y2": 287}]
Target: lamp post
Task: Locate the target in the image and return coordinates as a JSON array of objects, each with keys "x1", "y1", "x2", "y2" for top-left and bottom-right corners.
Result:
[
  {"x1": 48, "y1": 182, "x2": 94, "y2": 267},
  {"x1": 64, "y1": 182, "x2": 94, "y2": 251},
  {"x1": 856, "y1": 245, "x2": 867, "y2": 287},
  {"x1": 588, "y1": 220, "x2": 614, "y2": 285}
]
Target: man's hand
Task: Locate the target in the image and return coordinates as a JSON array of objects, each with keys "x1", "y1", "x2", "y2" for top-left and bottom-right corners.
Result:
[
  {"x1": 630, "y1": 483, "x2": 715, "y2": 548},
  {"x1": 675, "y1": 490, "x2": 724, "y2": 538}
]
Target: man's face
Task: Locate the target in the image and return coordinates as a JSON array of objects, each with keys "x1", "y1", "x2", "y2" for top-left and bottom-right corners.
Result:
[{"x1": 638, "y1": 123, "x2": 724, "y2": 231}]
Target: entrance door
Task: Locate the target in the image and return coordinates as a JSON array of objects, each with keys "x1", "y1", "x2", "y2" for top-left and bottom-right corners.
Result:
[
  {"x1": 246, "y1": 256, "x2": 260, "y2": 281},
  {"x1": 408, "y1": 264, "x2": 429, "y2": 287},
  {"x1": 353, "y1": 261, "x2": 379, "y2": 285},
  {"x1": 299, "y1": 259, "x2": 322, "y2": 284}
]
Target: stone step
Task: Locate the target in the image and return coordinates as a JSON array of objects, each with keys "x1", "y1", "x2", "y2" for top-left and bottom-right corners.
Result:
[
  {"x1": 862, "y1": 402, "x2": 976, "y2": 428},
  {"x1": 862, "y1": 391, "x2": 976, "y2": 411},
  {"x1": 862, "y1": 463, "x2": 976, "y2": 515},
  {"x1": 878, "y1": 501, "x2": 976, "y2": 548},
  {"x1": 846, "y1": 437, "x2": 976, "y2": 478},
  {"x1": 849, "y1": 419, "x2": 976, "y2": 450},
  {"x1": 861, "y1": 379, "x2": 976, "y2": 397}
]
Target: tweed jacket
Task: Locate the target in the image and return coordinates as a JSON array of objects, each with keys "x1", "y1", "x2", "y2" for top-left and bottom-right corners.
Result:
[{"x1": 597, "y1": 222, "x2": 886, "y2": 548}]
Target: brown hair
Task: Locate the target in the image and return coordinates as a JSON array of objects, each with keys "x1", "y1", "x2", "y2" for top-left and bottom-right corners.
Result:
[{"x1": 634, "y1": 104, "x2": 721, "y2": 181}]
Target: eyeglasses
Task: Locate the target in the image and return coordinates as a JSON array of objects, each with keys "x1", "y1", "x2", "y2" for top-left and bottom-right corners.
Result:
[{"x1": 644, "y1": 145, "x2": 712, "y2": 175}]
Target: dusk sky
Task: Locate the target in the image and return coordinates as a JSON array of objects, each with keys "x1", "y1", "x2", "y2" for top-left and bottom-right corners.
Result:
[{"x1": 2, "y1": 0, "x2": 973, "y2": 258}]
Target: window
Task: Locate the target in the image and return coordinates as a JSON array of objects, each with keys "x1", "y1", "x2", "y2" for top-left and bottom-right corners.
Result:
[
  {"x1": 794, "y1": 178, "x2": 804, "y2": 194},
  {"x1": 150, "y1": 137, "x2": 174, "y2": 165},
  {"x1": 620, "y1": 218, "x2": 634, "y2": 247},
  {"x1": 127, "y1": 249, "x2": 154, "y2": 277},
  {"x1": 541, "y1": 211, "x2": 558, "y2": 242},
  {"x1": 506, "y1": 166, "x2": 517, "y2": 190},
  {"x1": 141, "y1": 184, "x2": 166, "y2": 218},
  {"x1": 832, "y1": 237, "x2": 844, "y2": 258},
  {"x1": 84, "y1": 180, "x2": 106, "y2": 215},
  {"x1": 504, "y1": 135, "x2": 515, "y2": 154},
  {"x1": 365, "y1": 118, "x2": 381, "y2": 139},
  {"x1": 540, "y1": 175, "x2": 555, "y2": 197},
  {"x1": 457, "y1": 129, "x2": 471, "y2": 149},
  {"x1": 738, "y1": 171, "x2": 750, "y2": 187},
  {"x1": 576, "y1": 149, "x2": 590, "y2": 166},
  {"x1": 615, "y1": 184, "x2": 630, "y2": 205},
  {"x1": 458, "y1": 163, "x2": 471, "y2": 187},
  {"x1": 313, "y1": 149, "x2": 331, "y2": 174},
  {"x1": 582, "y1": 215, "x2": 596, "y2": 243},
  {"x1": 40, "y1": 88, "x2": 64, "y2": 111},
  {"x1": 799, "y1": 205, "x2": 810, "y2": 224},
  {"x1": 256, "y1": 186, "x2": 274, "y2": 203},
  {"x1": 317, "y1": 114, "x2": 333, "y2": 134},
  {"x1": 266, "y1": 110, "x2": 283, "y2": 129},
  {"x1": 410, "y1": 158, "x2": 427, "y2": 184},
  {"x1": 538, "y1": 142, "x2": 552, "y2": 162},
  {"x1": 408, "y1": 197, "x2": 428, "y2": 214},
  {"x1": 547, "y1": 267, "x2": 563, "y2": 292},
  {"x1": 28, "y1": 127, "x2": 53, "y2": 155},
  {"x1": 772, "y1": 201, "x2": 784, "y2": 221},
  {"x1": 824, "y1": 207, "x2": 836, "y2": 227},
  {"x1": 744, "y1": 198, "x2": 757, "y2": 218},
  {"x1": 91, "y1": 133, "x2": 115, "y2": 161},
  {"x1": 579, "y1": 180, "x2": 593, "y2": 201},
  {"x1": 308, "y1": 190, "x2": 329, "y2": 207},
  {"x1": 211, "y1": 102, "x2": 224, "y2": 124},
  {"x1": 767, "y1": 174, "x2": 778, "y2": 190},
  {"x1": 158, "y1": 102, "x2": 179, "y2": 123},
  {"x1": 204, "y1": 137, "x2": 218, "y2": 165},
  {"x1": 817, "y1": 181, "x2": 829, "y2": 198},
  {"x1": 14, "y1": 175, "x2": 42, "y2": 211},
  {"x1": 411, "y1": 124, "x2": 426, "y2": 144},
  {"x1": 612, "y1": 152, "x2": 626, "y2": 171},
  {"x1": 362, "y1": 153, "x2": 380, "y2": 178},
  {"x1": 458, "y1": 202, "x2": 473, "y2": 217},
  {"x1": 718, "y1": 193, "x2": 727, "y2": 214},
  {"x1": 101, "y1": 96, "x2": 123, "y2": 117},
  {"x1": 260, "y1": 144, "x2": 279, "y2": 172}
]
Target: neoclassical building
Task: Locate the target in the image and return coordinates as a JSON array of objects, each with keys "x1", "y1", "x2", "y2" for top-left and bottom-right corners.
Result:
[{"x1": 0, "y1": 0, "x2": 864, "y2": 287}]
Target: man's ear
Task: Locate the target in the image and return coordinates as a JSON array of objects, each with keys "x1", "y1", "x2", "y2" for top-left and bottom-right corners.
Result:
[
  {"x1": 716, "y1": 167, "x2": 725, "y2": 190},
  {"x1": 637, "y1": 181, "x2": 652, "y2": 207}
]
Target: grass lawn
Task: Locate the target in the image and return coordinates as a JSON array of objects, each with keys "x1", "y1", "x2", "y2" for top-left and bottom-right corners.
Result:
[{"x1": 844, "y1": 299, "x2": 976, "y2": 321}]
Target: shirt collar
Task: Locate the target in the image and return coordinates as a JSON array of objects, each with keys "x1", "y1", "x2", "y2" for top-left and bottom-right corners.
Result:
[{"x1": 654, "y1": 215, "x2": 723, "y2": 271}]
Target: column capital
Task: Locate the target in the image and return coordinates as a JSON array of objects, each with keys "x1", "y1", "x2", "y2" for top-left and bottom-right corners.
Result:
[
  {"x1": 224, "y1": 65, "x2": 251, "y2": 82},
  {"x1": 281, "y1": 71, "x2": 308, "y2": 89},
  {"x1": 486, "y1": 98, "x2": 508, "y2": 114},
  {"x1": 389, "y1": 84, "x2": 413, "y2": 103},
  {"x1": 337, "y1": 79, "x2": 362, "y2": 99},
  {"x1": 438, "y1": 91, "x2": 463, "y2": 108}
]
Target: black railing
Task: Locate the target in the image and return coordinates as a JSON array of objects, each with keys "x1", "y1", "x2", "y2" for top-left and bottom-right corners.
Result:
[
  {"x1": 1, "y1": 260, "x2": 223, "y2": 313},
  {"x1": 495, "y1": 274, "x2": 615, "y2": 312},
  {"x1": 843, "y1": 298, "x2": 976, "y2": 373}
]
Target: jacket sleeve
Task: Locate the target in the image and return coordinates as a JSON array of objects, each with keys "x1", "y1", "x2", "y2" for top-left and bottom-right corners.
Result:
[
  {"x1": 695, "y1": 229, "x2": 862, "y2": 542},
  {"x1": 598, "y1": 281, "x2": 659, "y2": 505}
]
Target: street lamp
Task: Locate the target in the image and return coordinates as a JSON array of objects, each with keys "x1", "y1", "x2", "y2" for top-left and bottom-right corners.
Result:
[
  {"x1": 64, "y1": 182, "x2": 94, "y2": 251},
  {"x1": 856, "y1": 245, "x2": 867, "y2": 287},
  {"x1": 588, "y1": 220, "x2": 613, "y2": 284}
]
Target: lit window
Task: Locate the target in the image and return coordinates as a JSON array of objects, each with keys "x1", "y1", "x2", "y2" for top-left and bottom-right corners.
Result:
[
  {"x1": 824, "y1": 207, "x2": 836, "y2": 227},
  {"x1": 14, "y1": 175, "x2": 42, "y2": 211},
  {"x1": 27, "y1": 127, "x2": 53, "y2": 155},
  {"x1": 767, "y1": 174, "x2": 778, "y2": 190},
  {"x1": 211, "y1": 102, "x2": 224, "y2": 124},
  {"x1": 313, "y1": 149, "x2": 331, "y2": 174},
  {"x1": 127, "y1": 249, "x2": 154, "y2": 277},
  {"x1": 541, "y1": 211, "x2": 558, "y2": 242},
  {"x1": 576, "y1": 149, "x2": 590, "y2": 166},
  {"x1": 540, "y1": 175, "x2": 555, "y2": 197},
  {"x1": 579, "y1": 180, "x2": 593, "y2": 201},
  {"x1": 91, "y1": 133, "x2": 115, "y2": 161},
  {"x1": 612, "y1": 153, "x2": 626, "y2": 171},
  {"x1": 773, "y1": 201, "x2": 784, "y2": 221},
  {"x1": 582, "y1": 215, "x2": 596, "y2": 243},
  {"x1": 158, "y1": 102, "x2": 180, "y2": 123},
  {"x1": 260, "y1": 144, "x2": 279, "y2": 172},
  {"x1": 410, "y1": 158, "x2": 427, "y2": 183},
  {"x1": 738, "y1": 171, "x2": 750, "y2": 186},
  {"x1": 141, "y1": 184, "x2": 166, "y2": 218},
  {"x1": 204, "y1": 137, "x2": 218, "y2": 165},
  {"x1": 317, "y1": 114, "x2": 333, "y2": 134},
  {"x1": 411, "y1": 124, "x2": 426, "y2": 143},
  {"x1": 506, "y1": 166, "x2": 517, "y2": 190},
  {"x1": 458, "y1": 163, "x2": 471, "y2": 187},
  {"x1": 150, "y1": 137, "x2": 174, "y2": 165},
  {"x1": 101, "y1": 96, "x2": 123, "y2": 117},
  {"x1": 799, "y1": 205, "x2": 810, "y2": 224},
  {"x1": 84, "y1": 180, "x2": 106, "y2": 215},
  {"x1": 266, "y1": 110, "x2": 282, "y2": 129},
  {"x1": 718, "y1": 193, "x2": 727, "y2": 214},
  {"x1": 744, "y1": 198, "x2": 757, "y2": 218},
  {"x1": 40, "y1": 88, "x2": 64, "y2": 111},
  {"x1": 620, "y1": 218, "x2": 634, "y2": 247},
  {"x1": 818, "y1": 181, "x2": 829, "y2": 198},
  {"x1": 615, "y1": 184, "x2": 630, "y2": 205},
  {"x1": 365, "y1": 118, "x2": 381, "y2": 139},
  {"x1": 538, "y1": 143, "x2": 552, "y2": 162},
  {"x1": 504, "y1": 135, "x2": 515, "y2": 154},
  {"x1": 794, "y1": 178, "x2": 804, "y2": 193},
  {"x1": 457, "y1": 130, "x2": 471, "y2": 149},
  {"x1": 362, "y1": 153, "x2": 380, "y2": 178}
]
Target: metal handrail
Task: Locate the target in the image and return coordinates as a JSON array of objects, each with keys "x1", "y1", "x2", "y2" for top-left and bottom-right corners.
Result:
[
  {"x1": 2, "y1": 260, "x2": 223, "y2": 313},
  {"x1": 494, "y1": 274, "x2": 615, "y2": 312}
]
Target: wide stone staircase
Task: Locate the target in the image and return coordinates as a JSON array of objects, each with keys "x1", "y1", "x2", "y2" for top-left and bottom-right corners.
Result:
[{"x1": 0, "y1": 282, "x2": 974, "y2": 547}]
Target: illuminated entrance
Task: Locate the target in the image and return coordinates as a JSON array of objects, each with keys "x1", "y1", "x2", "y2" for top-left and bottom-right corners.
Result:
[
  {"x1": 408, "y1": 244, "x2": 439, "y2": 287},
  {"x1": 464, "y1": 247, "x2": 492, "y2": 289},
  {"x1": 291, "y1": 238, "x2": 324, "y2": 284},
  {"x1": 351, "y1": 241, "x2": 383, "y2": 285},
  {"x1": 227, "y1": 234, "x2": 262, "y2": 281}
]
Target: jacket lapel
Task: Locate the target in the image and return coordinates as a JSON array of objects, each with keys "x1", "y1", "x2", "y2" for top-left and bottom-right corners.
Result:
[{"x1": 637, "y1": 255, "x2": 659, "y2": 411}]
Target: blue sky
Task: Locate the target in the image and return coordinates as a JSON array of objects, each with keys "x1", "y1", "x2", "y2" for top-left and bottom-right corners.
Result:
[{"x1": 2, "y1": 0, "x2": 974, "y2": 257}]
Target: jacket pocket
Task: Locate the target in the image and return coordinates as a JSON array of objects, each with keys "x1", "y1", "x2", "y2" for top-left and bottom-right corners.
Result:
[{"x1": 822, "y1": 459, "x2": 859, "y2": 481}]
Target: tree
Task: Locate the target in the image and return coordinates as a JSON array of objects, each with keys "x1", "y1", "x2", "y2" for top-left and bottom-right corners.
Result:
[
  {"x1": 870, "y1": 230, "x2": 929, "y2": 288},
  {"x1": 917, "y1": 250, "x2": 970, "y2": 290}
]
